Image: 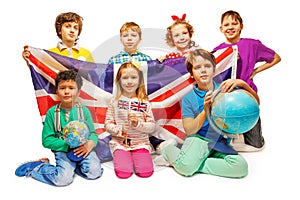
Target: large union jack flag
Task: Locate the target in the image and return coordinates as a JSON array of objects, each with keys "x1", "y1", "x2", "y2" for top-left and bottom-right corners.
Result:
[{"x1": 27, "y1": 46, "x2": 237, "y2": 144}]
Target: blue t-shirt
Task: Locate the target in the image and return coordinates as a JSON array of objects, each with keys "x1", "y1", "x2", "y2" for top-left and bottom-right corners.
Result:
[{"x1": 181, "y1": 81, "x2": 225, "y2": 142}]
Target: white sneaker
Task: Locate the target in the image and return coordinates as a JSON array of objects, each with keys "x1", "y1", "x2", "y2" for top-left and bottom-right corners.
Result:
[
  {"x1": 153, "y1": 155, "x2": 170, "y2": 166},
  {"x1": 231, "y1": 134, "x2": 265, "y2": 152},
  {"x1": 156, "y1": 138, "x2": 178, "y2": 154},
  {"x1": 232, "y1": 142, "x2": 265, "y2": 152}
]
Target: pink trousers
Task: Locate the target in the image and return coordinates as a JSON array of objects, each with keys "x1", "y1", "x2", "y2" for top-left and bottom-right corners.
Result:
[{"x1": 113, "y1": 148, "x2": 154, "y2": 179}]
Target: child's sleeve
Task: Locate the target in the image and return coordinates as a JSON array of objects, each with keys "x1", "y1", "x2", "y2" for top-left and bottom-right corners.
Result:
[
  {"x1": 256, "y1": 40, "x2": 276, "y2": 63},
  {"x1": 83, "y1": 106, "x2": 98, "y2": 146},
  {"x1": 104, "y1": 100, "x2": 122, "y2": 136},
  {"x1": 181, "y1": 95, "x2": 196, "y2": 119},
  {"x1": 42, "y1": 108, "x2": 69, "y2": 152}
]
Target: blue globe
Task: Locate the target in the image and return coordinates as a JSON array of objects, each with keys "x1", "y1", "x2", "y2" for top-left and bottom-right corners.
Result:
[
  {"x1": 209, "y1": 89, "x2": 259, "y2": 134},
  {"x1": 63, "y1": 120, "x2": 90, "y2": 148}
]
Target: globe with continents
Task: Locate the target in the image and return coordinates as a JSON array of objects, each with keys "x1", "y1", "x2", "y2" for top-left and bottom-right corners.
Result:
[
  {"x1": 210, "y1": 89, "x2": 260, "y2": 134},
  {"x1": 63, "y1": 120, "x2": 90, "y2": 148}
]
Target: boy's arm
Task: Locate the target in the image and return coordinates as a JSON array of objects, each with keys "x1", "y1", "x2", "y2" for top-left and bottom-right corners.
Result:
[
  {"x1": 182, "y1": 92, "x2": 212, "y2": 136},
  {"x1": 72, "y1": 106, "x2": 98, "y2": 158},
  {"x1": 221, "y1": 79, "x2": 260, "y2": 104},
  {"x1": 250, "y1": 52, "x2": 281, "y2": 79},
  {"x1": 42, "y1": 109, "x2": 69, "y2": 152},
  {"x1": 83, "y1": 106, "x2": 98, "y2": 147}
]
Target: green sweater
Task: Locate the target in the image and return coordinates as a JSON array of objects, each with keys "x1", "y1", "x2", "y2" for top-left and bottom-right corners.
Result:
[{"x1": 42, "y1": 104, "x2": 98, "y2": 152}]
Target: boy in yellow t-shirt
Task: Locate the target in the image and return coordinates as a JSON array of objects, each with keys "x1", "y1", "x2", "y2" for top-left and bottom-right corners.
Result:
[{"x1": 22, "y1": 12, "x2": 94, "y2": 65}]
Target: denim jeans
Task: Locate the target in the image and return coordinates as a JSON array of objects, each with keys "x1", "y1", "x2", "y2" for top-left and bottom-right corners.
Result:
[{"x1": 31, "y1": 151, "x2": 103, "y2": 186}]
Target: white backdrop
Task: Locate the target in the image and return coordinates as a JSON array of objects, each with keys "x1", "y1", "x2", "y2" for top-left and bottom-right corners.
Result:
[{"x1": 1, "y1": 0, "x2": 299, "y2": 199}]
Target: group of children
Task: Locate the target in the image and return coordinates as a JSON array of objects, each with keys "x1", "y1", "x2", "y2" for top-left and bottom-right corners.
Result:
[{"x1": 17, "y1": 10, "x2": 281, "y2": 186}]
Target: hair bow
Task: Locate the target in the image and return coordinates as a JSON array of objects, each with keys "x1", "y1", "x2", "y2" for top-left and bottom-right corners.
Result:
[
  {"x1": 131, "y1": 59, "x2": 141, "y2": 70},
  {"x1": 171, "y1": 13, "x2": 186, "y2": 21}
]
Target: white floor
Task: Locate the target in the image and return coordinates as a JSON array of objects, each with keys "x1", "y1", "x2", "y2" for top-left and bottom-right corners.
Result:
[{"x1": 7, "y1": 131, "x2": 299, "y2": 200}]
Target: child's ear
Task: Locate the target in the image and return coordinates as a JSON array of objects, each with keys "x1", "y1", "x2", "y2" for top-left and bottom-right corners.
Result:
[{"x1": 219, "y1": 26, "x2": 224, "y2": 33}]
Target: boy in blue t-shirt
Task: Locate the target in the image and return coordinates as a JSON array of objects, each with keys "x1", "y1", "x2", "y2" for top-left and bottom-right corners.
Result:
[{"x1": 156, "y1": 49, "x2": 259, "y2": 178}]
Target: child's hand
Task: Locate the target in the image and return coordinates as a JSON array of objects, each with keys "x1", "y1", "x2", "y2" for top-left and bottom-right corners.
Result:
[
  {"x1": 73, "y1": 140, "x2": 95, "y2": 158},
  {"x1": 122, "y1": 121, "x2": 130, "y2": 135},
  {"x1": 204, "y1": 91, "x2": 213, "y2": 114},
  {"x1": 221, "y1": 79, "x2": 239, "y2": 93},
  {"x1": 22, "y1": 45, "x2": 31, "y2": 66},
  {"x1": 156, "y1": 55, "x2": 166, "y2": 63},
  {"x1": 128, "y1": 112, "x2": 138, "y2": 127}
]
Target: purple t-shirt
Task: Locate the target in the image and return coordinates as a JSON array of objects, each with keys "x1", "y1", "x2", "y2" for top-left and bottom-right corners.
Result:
[{"x1": 213, "y1": 38, "x2": 275, "y2": 92}]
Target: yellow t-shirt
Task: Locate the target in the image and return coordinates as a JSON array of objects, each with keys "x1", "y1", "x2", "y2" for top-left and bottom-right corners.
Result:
[{"x1": 48, "y1": 43, "x2": 94, "y2": 63}]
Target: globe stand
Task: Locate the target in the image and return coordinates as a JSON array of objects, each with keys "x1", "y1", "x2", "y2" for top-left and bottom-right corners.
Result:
[{"x1": 205, "y1": 104, "x2": 238, "y2": 155}]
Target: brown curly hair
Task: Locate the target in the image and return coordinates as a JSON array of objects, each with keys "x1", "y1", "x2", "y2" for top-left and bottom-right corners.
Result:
[{"x1": 55, "y1": 12, "x2": 83, "y2": 40}]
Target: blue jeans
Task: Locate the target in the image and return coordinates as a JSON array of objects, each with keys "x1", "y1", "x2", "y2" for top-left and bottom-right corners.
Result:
[{"x1": 31, "y1": 151, "x2": 103, "y2": 186}]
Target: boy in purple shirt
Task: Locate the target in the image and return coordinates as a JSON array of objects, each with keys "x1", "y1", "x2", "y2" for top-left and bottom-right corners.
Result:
[{"x1": 213, "y1": 10, "x2": 281, "y2": 152}]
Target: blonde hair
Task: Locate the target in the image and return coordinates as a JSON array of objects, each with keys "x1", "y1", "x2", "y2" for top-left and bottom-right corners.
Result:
[
  {"x1": 115, "y1": 62, "x2": 148, "y2": 102},
  {"x1": 120, "y1": 22, "x2": 142, "y2": 38}
]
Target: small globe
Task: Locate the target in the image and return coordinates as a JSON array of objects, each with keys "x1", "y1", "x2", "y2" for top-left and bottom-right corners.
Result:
[
  {"x1": 209, "y1": 89, "x2": 259, "y2": 134},
  {"x1": 63, "y1": 120, "x2": 90, "y2": 148}
]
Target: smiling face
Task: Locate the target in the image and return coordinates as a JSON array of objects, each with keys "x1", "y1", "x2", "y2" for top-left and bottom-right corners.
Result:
[
  {"x1": 56, "y1": 79, "x2": 79, "y2": 109},
  {"x1": 170, "y1": 24, "x2": 192, "y2": 53},
  {"x1": 220, "y1": 15, "x2": 243, "y2": 44},
  {"x1": 60, "y1": 22, "x2": 80, "y2": 47},
  {"x1": 119, "y1": 67, "x2": 140, "y2": 98}
]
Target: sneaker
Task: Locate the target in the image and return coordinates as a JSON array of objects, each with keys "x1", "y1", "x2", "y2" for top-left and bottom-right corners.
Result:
[
  {"x1": 231, "y1": 134, "x2": 265, "y2": 152},
  {"x1": 232, "y1": 142, "x2": 265, "y2": 152},
  {"x1": 153, "y1": 155, "x2": 170, "y2": 166},
  {"x1": 156, "y1": 138, "x2": 178, "y2": 154},
  {"x1": 15, "y1": 158, "x2": 49, "y2": 177}
]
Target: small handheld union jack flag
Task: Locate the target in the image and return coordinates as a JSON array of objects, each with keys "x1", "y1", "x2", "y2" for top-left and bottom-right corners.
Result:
[
  {"x1": 130, "y1": 101, "x2": 148, "y2": 113},
  {"x1": 118, "y1": 99, "x2": 129, "y2": 110}
]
